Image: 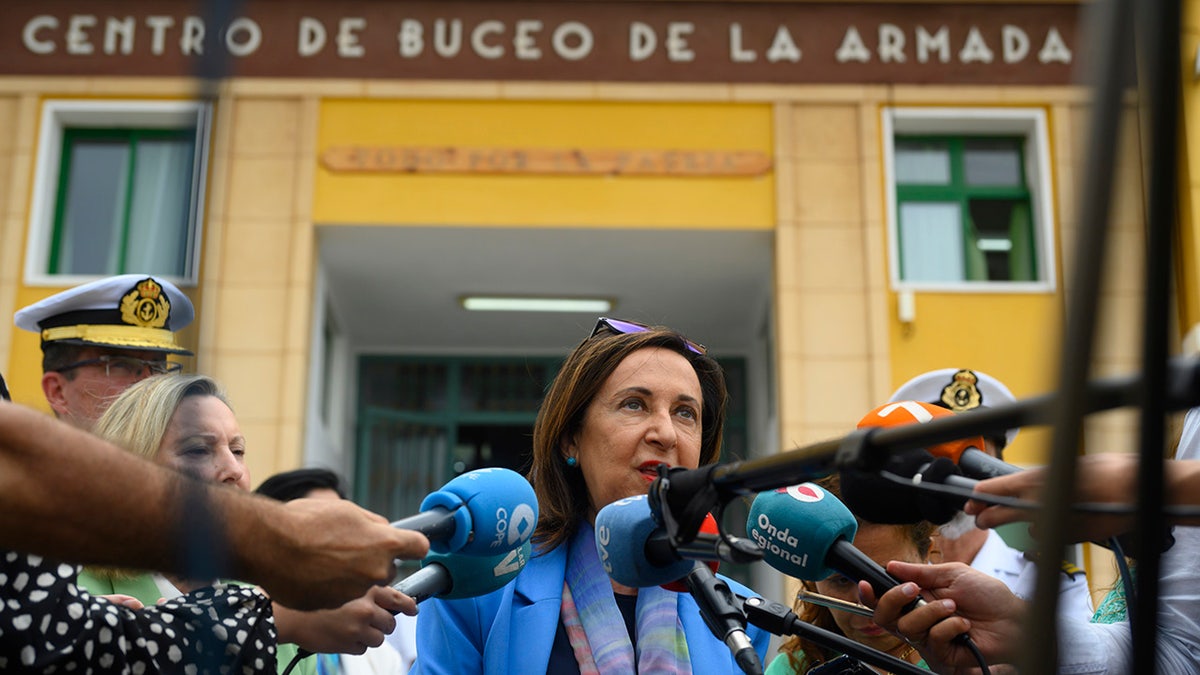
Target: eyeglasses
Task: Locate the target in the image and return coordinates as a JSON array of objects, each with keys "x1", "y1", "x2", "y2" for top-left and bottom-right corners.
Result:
[
  {"x1": 55, "y1": 355, "x2": 183, "y2": 379},
  {"x1": 589, "y1": 317, "x2": 707, "y2": 355}
]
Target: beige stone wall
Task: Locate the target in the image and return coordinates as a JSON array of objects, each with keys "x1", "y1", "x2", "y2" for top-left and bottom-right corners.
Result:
[
  {"x1": 200, "y1": 91, "x2": 320, "y2": 484},
  {"x1": 0, "y1": 93, "x2": 27, "y2": 380}
]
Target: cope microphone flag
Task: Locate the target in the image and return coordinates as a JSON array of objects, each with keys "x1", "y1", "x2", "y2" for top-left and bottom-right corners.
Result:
[
  {"x1": 392, "y1": 467, "x2": 538, "y2": 556},
  {"x1": 396, "y1": 542, "x2": 532, "y2": 603}
]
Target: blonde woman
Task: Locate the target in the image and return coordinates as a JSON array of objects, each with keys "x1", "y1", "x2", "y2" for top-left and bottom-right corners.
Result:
[{"x1": 78, "y1": 374, "x2": 416, "y2": 675}]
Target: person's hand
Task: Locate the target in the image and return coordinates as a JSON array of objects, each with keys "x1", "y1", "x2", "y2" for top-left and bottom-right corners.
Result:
[
  {"x1": 98, "y1": 593, "x2": 144, "y2": 610},
  {"x1": 244, "y1": 498, "x2": 429, "y2": 611},
  {"x1": 965, "y1": 453, "x2": 1138, "y2": 541},
  {"x1": 275, "y1": 585, "x2": 413, "y2": 654},
  {"x1": 858, "y1": 561, "x2": 1024, "y2": 674}
]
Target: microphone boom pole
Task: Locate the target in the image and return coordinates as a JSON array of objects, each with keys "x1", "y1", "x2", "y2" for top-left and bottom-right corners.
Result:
[{"x1": 651, "y1": 359, "x2": 1200, "y2": 541}]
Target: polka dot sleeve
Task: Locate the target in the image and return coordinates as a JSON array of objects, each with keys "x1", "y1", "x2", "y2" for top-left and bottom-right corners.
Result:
[{"x1": 0, "y1": 550, "x2": 278, "y2": 673}]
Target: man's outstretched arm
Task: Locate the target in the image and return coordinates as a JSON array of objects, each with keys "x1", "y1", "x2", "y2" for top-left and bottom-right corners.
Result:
[{"x1": 0, "y1": 402, "x2": 428, "y2": 610}]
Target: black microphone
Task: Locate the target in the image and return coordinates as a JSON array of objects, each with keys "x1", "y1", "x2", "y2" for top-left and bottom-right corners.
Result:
[
  {"x1": 840, "y1": 449, "x2": 965, "y2": 524},
  {"x1": 683, "y1": 562, "x2": 763, "y2": 675},
  {"x1": 740, "y1": 597, "x2": 928, "y2": 675}
]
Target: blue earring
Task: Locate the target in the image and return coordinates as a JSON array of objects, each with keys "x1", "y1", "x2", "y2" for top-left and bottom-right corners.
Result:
[{"x1": 566, "y1": 456, "x2": 578, "y2": 467}]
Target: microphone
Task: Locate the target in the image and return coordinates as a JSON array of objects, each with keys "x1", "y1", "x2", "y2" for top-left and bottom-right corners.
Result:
[
  {"x1": 595, "y1": 495, "x2": 761, "y2": 587},
  {"x1": 931, "y1": 442, "x2": 1022, "y2": 479},
  {"x1": 392, "y1": 467, "x2": 538, "y2": 556},
  {"x1": 595, "y1": 496, "x2": 763, "y2": 675},
  {"x1": 395, "y1": 541, "x2": 531, "y2": 603},
  {"x1": 683, "y1": 562, "x2": 763, "y2": 675},
  {"x1": 862, "y1": 400, "x2": 1020, "y2": 479},
  {"x1": 839, "y1": 449, "x2": 965, "y2": 525},
  {"x1": 745, "y1": 482, "x2": 919, "y2": 610},
  {"x1": 595, "y1": 495, "x2": 697, "y2": 587}
]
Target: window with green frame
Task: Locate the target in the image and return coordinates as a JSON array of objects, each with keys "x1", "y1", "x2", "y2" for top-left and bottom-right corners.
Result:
[
  {"x1": 49, "y1": 127, "x2": 199, "y2": 277},
  {"x1": 894, "y1": 136, "x2": 1038, "y2": 283}
]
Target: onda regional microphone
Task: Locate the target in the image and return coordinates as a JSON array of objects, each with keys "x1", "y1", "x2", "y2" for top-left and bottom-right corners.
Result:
[{"x1": 746, "y1": 482, "x2": 919, "y2": 610}]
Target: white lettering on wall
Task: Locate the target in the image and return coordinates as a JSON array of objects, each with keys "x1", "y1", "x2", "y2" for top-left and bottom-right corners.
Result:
[
  {"x1": 629, "y1": 21, "x2": 654, "y2": 61},
  {"x1": 959, "y1": 26, "x2": 994, "y2": 63},
  {"x1": 299, "y1": 17, "x2": 325, "y2": 56},
  {"x1": 23, "y1": 16, "x2": 57, "y2": 54},
  {"x1": 181, "y1": 16, "x2": 204, "y2": 56},
  {"x1": 1002, "y1": 25, "x2": 1029, "y2": 64},
  {"x1": 836, "y1": 26, "x2": 871, "y2": 63},
  {"x1": 514, "y1": 19, "x2": 542, "y2": 60},
  {"x1": 1039, "y1": 27, "x2": 1072, "y2": 64},
  {"x1": 434, "y1": 19, "x2": 463, "y2": 56},
  {"x1": 729, "y1": 23, "x2": 756, "y2": 62},
  {"x1": 66, "y1": 15, "x2": 96, "y2": 55},
  {"x1": 225, "y1": 17, "x2": 261, "y2": 57},
  {"x1": 878, "y1": 23, "x2": 905, "y2": 63},
  {"x1": 552, "y1": 21, "x2": 593, "y2": 61},
  {"x1": 14, "y1": 14, "x2": 1075, "y2": 72},
  {"x1": 336, "y1": 17, "x2": 365, "y2": 57},
  {"x1": 766, "y1": 26, "x2": 800, "y2": 63},
  {"x1": 397, "y1": 19, "x2": 421, "y2": 57},
  {"x1": 666, "y1": 21, "x2": 695, "y2": 62},
  {"x1": 146, "y1": 15, "x2": 174, "y2": 55},
  {"x1": 916, "y1": 26, "x2": 949, "y2": 63},
  {"x1": 104, "y1": 17, "x2": 135, "y2": 55},
  {"x1": 472, "y1": 20, "x2": 504, "y2": 59}
]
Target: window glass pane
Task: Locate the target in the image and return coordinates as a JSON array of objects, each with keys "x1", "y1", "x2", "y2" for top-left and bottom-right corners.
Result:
[
  {"x1": 964, "y1": 139, "x2": 1021, "y2": 186},
  {"x1": 969, "y1": 198, "x2": 1036, "y2": 281},
  {"x1": 125, "y1": 136, "x2": 194, "y2": 276},
  {"x1": 895, "y1": 140, "x2": 950, "y2": 185},
  {"x1": 459, "y1": 363, "x2": 551, "y2": 413},
  {"x1": 56, "y1": 139, "x2": 129, "y2": 275},
  {"x1": 360, "y1": 362, "x2": 448, "y2": 411},
  {"x1": 899, "y1": 202, "x2": 964, "y2": 282}
]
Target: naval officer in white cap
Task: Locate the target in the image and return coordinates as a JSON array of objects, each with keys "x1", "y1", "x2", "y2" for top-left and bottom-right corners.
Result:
[
  {"x1": 15, "y1": 274, "x2": 193, "y2": 430},
  {"x1": 889, "y1": 367, "x2": 1095, "y2": 621}
]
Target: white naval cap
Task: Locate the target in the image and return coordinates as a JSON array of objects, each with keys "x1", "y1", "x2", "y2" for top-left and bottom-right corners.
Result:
[
  {"x1": 15, "y1": 274, "x2": 194, "y2": 355},
  {"x1": 888, "y1": 368, "x2": 1019, "y2": 447}
]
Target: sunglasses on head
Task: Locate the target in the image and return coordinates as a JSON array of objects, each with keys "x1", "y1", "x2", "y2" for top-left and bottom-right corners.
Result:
[{"x1": 589, "y1": 317, "x2": 707, "y2": 355}]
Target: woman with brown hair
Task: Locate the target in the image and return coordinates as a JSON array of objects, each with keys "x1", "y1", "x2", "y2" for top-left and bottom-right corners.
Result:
[{"x1": 414, "y1": 317, "x2": 770, "y2": 674}]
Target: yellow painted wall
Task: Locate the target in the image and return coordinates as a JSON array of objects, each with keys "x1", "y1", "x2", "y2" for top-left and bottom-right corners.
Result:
[
  {"x1": 887, "y1": 292, "x2": 1063, "y2": 463},
  {"x1": 314, "y1": 99, "x2": 774, "y2": 229},
  {"x1": 1179, "y1": 0, "x2": 1200, "y2": 341}
]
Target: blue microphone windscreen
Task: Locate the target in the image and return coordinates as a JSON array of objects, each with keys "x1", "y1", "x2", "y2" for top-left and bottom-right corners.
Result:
[
  {"x1": 420, "y1": 467, "x2": 539, "y2": 556},
  {"x1": 747, "y1": 483, "x2": 857, "y2": 580},
  {"x1": 425, "y1": 541, "x2": 532, "y2": 600},
  {"x1": 595, "y1": 495, "x2": 694, "y2": 587}
]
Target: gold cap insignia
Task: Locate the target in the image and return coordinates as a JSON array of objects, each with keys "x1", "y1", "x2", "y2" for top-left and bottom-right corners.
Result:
[
  {"x1": 120, "y1": 278, "x2": 172, "y2": 329},
  {"x1": 940, "y1": 369, "x2": 983, "y2": 412}
]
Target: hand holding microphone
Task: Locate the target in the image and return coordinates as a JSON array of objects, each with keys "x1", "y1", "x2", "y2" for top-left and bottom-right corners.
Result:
[
  {"x1": 747, "y1": 482, "x2": 991, "y2": 672},
  {"x1": 392, "y1": 467, "x2": 538, "y2": 557}
]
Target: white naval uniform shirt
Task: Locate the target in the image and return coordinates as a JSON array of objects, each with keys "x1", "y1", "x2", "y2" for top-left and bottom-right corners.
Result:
[{"x1": 970, "y1": 528, "x2": 1095, "y2": 621}]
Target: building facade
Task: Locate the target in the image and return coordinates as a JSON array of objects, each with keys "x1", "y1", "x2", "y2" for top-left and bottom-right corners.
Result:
[{"x1": 2, "y1": 0, "x2": 1194, "y2": 597}]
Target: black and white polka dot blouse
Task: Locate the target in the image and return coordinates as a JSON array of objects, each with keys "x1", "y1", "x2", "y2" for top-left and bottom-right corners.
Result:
[{"x1": 0, "y1": 550, "x2": 278, "y2": 673}]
